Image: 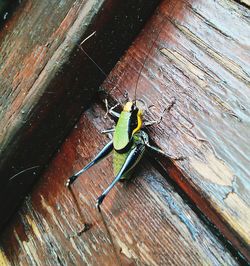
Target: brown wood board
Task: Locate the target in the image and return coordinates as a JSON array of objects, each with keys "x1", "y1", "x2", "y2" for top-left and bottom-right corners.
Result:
[
  {"x1": 0, "y1": 104, "x2": 240, "y2": 265},
  {"x1": 0, "y1": 0, "x2": 161, "y2": 229},
  {"x1": 102, "y1": 0, "x2": 250, "y2": 260}
]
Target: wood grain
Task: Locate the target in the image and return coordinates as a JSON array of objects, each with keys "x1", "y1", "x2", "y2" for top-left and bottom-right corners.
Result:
[
  {"x1": 103, "y1": 0, "x2": 250, "y2": 260},
  {"x1": 0, "y1": 104, "x2": 239, "y2": 265},
  {"x1": 0, "y1": 0, "x2": 160, "y2": 229}
]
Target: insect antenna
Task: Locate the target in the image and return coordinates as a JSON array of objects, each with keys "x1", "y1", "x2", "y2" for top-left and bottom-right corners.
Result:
[
  {"x1": 9, "y1": 165, "x2": 40, "y2": 181},
  {"x1": 79, "y1": 32, "x2": 108, "y2": 79},
  {"x1": 78, "y1": 32, "x2": 125, "y2": 101}
]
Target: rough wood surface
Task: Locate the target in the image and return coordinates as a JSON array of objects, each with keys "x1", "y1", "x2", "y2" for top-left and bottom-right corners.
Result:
[
  {"x1": 0, "y1": 104, "x2": 240, "y2": 265},
  {"x1": 0, "y1": 0, "x2": 160, "y2": 230},
  {"x1": 103, "y1": 0, "x2": 250, "y2": 260},
  {"x1": 1, "y1": 0, "x2": 249, "y2": 264}
]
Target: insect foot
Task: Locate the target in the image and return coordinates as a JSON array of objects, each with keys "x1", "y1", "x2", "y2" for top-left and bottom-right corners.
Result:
[
  {"x1": 65, "y1": 174, "x2": 78, "y2": 187},
  {"x1": 104, "y1": 99, "x2": 120, "y2": 118},
  {"x1": 65, "y1": 177, "x2": 73, "y2": 187},
  {"x1": 96, "y1": 194, "x2": 106, "y2": 211}
]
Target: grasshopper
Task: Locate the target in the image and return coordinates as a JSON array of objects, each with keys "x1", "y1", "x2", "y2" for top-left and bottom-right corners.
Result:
[{"x1": 66, "y1": 27, "x2": 182, "y2": 210}]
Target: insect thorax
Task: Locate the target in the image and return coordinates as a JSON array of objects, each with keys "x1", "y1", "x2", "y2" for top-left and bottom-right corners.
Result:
[{"x1": 113, "y1": 102, "x2": 143, "y2": 153}]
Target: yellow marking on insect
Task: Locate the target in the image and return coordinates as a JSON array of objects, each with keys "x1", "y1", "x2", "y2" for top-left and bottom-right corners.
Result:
[{"x1": 132, "y1": 109, "x2": 143, "y2": 135}]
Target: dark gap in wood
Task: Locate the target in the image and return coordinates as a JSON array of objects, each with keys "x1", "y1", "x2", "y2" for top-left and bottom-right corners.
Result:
[
  {"x1": 0, "y1": 0, "x2": 22, "y2": 29},
  {"x1": 148, "y1": 154, "x2": 248, "y2": 265},
  {"x1": 233, "y1": 0, "x2": 250, "y2": 10}
]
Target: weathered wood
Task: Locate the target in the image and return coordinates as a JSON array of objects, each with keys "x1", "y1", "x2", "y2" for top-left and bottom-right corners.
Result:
[
  {"x1": 103, "y1": 0, "x2": 250, "y2": 260},
  {"x1": 0, "y1": 0, "x2": 161, "y2": 229},
  {"x1": 0, "y1": 104, "x2": 240, "y2": 265}
]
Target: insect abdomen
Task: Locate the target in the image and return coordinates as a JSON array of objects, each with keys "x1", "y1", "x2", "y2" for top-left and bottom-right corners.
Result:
[
  {"x1": 113, "y1": 131, "x2": 148, "y2": 180},
  {"x1": 113, "y1": 150, "x2": 132, "y2": 180}
]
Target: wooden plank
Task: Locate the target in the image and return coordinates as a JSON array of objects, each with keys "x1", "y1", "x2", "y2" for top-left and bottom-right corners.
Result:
[
  {"x1": 0, "y1": 0, "x2": 161, "y2": 229},
  {"x1": 102, "y1": 0, "x2": 250, "y2": 260},
  {"x1": 0, "y1": 104, "x2": 240, "y2": 265}
]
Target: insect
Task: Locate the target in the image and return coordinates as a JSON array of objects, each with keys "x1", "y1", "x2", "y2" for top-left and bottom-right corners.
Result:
[
  {"x1": 66, "y1": 9, "x2": 182, "y2": 210},
  {"x1": 66, "y1": 99, "x2": 172, "y2": 209}
]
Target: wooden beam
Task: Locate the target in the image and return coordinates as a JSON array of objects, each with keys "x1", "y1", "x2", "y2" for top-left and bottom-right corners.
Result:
[
  {"x1": 0, "y1": 0, "x2": 160, "y2": 229},
  {"x1": 103, "y1": 0, "x2": 250, "y2": 260}
]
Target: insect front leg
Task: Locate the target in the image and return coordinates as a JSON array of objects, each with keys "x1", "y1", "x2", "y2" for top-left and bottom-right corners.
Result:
[
  {"x1": 104, "y1": 99, "x2": 120, "y2": 118},
  {"x1": 101, "y1": 128, "x2": 115, "y2": 134},
  {"x1": 66, "y1": 140, "x2": 113, "y2": 187},
  {"x1": 96, "y1": 143, "x2": 145, "y2": 210}
]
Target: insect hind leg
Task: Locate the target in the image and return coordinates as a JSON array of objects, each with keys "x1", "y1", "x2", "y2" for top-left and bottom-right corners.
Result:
[
  {"x1": 66, "y1": 140, "x2": 113, "y2": 187},
  {"x1": 96, "y1": 143, "x2": 145, "y2": 210}
]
